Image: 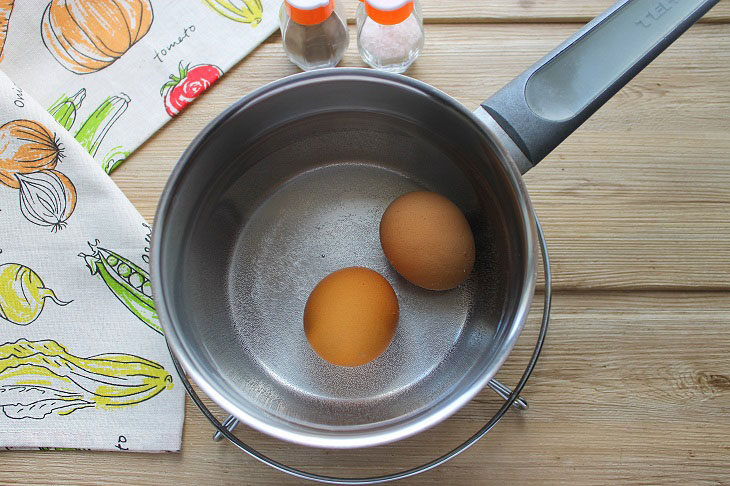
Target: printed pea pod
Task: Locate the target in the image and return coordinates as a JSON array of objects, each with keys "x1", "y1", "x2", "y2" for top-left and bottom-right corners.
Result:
[
  {"x1": 0, "y1": 338, "x2": 173, "y2": 419},
  {"x1": 80, "y1": 240, "x2": 161, "y2": 335}
]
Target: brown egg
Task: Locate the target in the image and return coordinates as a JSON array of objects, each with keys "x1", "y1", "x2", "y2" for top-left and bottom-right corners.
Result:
[
  {"x1": 379, "y1": 191, "x2": 476, "y2": 291},
  {"x1": 304, "y1": 267, "x2": 399, "y2": 367}
]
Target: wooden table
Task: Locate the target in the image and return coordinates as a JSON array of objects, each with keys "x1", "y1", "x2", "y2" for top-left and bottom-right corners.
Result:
[{"x1": 5, "y1": 1, "x2": 729, "y2": 484}]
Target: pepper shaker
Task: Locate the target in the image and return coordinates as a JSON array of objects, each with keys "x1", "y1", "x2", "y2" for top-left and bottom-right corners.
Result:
[
  {"x1": 356, "y1": 0, "x2": 424, "y2": 73},
  {"x1": 280, "y1": 0, "x2": 349, "y2": 71}
]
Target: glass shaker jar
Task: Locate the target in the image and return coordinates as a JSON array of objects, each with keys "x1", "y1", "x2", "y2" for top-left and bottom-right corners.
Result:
[
  {"x1": 280, "y1": 0, "x2": 349, "y2": 71},
  {"x1": 356, "y1": 0, "x2": 424, "y2": 73}
]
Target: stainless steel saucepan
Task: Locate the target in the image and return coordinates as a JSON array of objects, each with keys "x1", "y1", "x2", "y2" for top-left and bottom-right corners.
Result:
[{"x1": 152, "y1": 0, "x2": 719, "y2": 451}]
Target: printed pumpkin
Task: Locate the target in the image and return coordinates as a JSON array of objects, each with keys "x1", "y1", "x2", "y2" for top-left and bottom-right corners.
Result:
[
  {"x1": 0, "y1": 1, "x2": 14, "y2": 62},
  {"x1": 41, "y1": 0, "x2": 154, "y2": 74}
]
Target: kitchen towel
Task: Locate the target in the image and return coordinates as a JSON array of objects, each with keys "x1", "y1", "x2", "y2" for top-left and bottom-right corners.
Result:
[
  {"x1": 0, "y1": 0, "x2": 279, "y2": 452},
  {"x1": 0, "y1": 0, "x2": 280, "y2": 173},
  {"x1": 0, "y1": 68, "x2": 184, "y2": 451}
]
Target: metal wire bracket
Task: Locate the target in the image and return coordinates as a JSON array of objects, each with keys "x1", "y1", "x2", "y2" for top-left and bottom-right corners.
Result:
[{"x1": 169, "y1": 212, "x2": 551, "y2": 484}]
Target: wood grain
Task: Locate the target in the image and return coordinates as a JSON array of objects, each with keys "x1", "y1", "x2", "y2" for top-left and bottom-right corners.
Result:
[
  {"x1": 34, "y1": 7, "x2": 725, "y2": 486},
  {"x1": 337, "y1": 0, "x2": 730, "y2": 23},
  {"x1": 426, "y1": 0, "x2": 730, "y2": 23},
  {"x1": 112, "y1": 23, "x2": 730, "y2": 291},
  {"x1": 2, "y1": 292, "x2": 728, "y2": 485}
]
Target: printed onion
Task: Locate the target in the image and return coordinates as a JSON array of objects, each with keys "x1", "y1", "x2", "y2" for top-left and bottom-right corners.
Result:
[
  {"x1": 16, "y1": 169, "x2": 77, "y2": 231},
  {"x1": 0, "y1": 120, "x2": 62, "y2": 189}
]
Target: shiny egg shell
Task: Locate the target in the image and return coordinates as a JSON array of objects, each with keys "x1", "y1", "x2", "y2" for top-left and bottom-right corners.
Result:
[
  {"x1": 379, "y1": 191, "x2": 476, "y2": 291},
  {"x1": 304, "y1": 267, "x2": 399, "y2": 367}
]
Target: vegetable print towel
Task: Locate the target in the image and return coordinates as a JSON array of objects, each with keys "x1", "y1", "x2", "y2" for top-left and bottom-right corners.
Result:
[
  {"x1": 0, "y1": 0, "x2": 280, "y2": 451},
  {"x1": 0, "y1": 0, "x2": 280, "y2": 173},
  {"x1": 0, "y1": 68, "x2": 184, "y2": 451}
]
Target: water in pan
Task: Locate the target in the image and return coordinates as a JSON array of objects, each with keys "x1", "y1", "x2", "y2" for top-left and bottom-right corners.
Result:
[{"x1": 228, "y1": 163, "x2": 476, "y2": 403}]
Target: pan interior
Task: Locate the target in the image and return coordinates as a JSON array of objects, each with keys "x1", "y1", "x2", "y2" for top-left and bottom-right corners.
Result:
[
  {"x1": 159, "y1": 75, "x2": 531, "y2": 446},
  {"x1": 229, "y1": 162, "x2": 474, "y2": 408}
]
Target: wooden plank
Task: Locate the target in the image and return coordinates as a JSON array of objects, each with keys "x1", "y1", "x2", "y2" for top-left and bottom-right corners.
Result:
[
  {"x1": 112, "y1": 23, "x2": 730, "y2": 291},
  {"x1": 424, "y1": 0, "x2": 730, "y2": 23},
  {"x1": 2, "y1": 291, "x2": 728, "y2": 485},
  {"x1": 338, "y1": 0, "x2": 730, "y2": 23}
]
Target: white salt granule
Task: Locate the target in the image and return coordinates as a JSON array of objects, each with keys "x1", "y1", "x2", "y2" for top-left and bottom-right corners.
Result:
[{"x1": 359, "y1": 14, "x2": 423, "y2": 65}]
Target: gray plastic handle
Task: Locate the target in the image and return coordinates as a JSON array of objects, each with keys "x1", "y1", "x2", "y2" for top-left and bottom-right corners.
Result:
[{"x1": 481, "y1": 0, "x2": 720, "y2": 169}]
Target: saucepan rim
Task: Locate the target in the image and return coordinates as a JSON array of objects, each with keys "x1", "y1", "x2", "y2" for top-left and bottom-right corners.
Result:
[{"x1": 151, "y1": 67, "x2": 538, "y2": 448}]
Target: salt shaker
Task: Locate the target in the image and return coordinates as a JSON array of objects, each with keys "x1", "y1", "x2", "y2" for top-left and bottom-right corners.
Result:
[
  {"x1": 279, "y1": 0, "x2": 349, "y2": 71},
  {"x1": 356, "y1": 0, "x2": 424, "y2": 73}
]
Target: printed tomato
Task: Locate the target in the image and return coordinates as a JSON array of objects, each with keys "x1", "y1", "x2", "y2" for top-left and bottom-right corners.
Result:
[{"x1": 161, "y1": 62, "x2": 223, "y2": 117}]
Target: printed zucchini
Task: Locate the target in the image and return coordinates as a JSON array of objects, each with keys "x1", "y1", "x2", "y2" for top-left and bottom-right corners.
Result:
[
  {"x1": 101, "y1": 145, "x2": 130, "y2": 174},
  {"x1": 48, "y1": 88, "x2": 86, "y2": 130},
  {"x1": 75, "y1": 94, "x2": 129, "y2": 157},
  {"x1": 80, "y1": 240, "x2": 161, "y2": 335},
  {"x1": 0, "y1": 338, "x2": 172, "y2": 419}
]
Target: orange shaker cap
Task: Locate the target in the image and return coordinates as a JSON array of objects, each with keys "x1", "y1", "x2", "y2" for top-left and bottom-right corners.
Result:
[
  {"x1": 286, "y1": 0, "x2": 335, "y2": 26},
  {"x1": 362, "y1": 0, "x2": 414, "y2": 25}
]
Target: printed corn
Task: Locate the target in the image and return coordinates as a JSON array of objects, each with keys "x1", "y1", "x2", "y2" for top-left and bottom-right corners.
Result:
[{"x1": 204, "y1": 0, "x2": 263, "y2": 25}]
